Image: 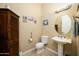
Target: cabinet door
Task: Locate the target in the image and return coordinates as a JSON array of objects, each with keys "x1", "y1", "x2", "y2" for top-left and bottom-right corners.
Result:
[
  {"x1": 0, "y1": 13, "x2": 8, "y2": 54},
  {"x1": 9, "y1": 14, "x2": 19, "y2": 55}
]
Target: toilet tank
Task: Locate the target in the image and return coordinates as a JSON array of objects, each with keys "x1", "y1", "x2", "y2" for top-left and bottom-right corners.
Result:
[{"x1": 41, "y1": 36, "x2": 48, "y2": 44}]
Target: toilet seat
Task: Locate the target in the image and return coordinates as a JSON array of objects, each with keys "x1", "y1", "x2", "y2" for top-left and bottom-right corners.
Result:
[{"x1": 36, "y1": 42, "x2": 44, "y2": 49}]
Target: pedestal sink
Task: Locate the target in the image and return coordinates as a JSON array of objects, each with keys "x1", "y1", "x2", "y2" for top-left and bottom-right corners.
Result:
[{"x1": 51, "y1": 36, "x2": 72, "y2": 56}]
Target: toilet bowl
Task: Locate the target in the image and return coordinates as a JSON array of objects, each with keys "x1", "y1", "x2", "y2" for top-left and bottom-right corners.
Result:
[
  {"x1": 35, "y1": 36, "x2": 48, "y2": 54},
  {"x1": 36, "y1": 42, "x2": 44, "y2": 49}
]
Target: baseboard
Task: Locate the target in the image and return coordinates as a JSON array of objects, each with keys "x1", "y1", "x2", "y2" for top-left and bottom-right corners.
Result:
[
  {"x1": 46, "y1": 47, "x2": 58, "y2": 55},
  {"x1": 19, "y1": 51, "x2": 23, "y2": 56},
  {"x1": 22, "y1": 48, "x2": 35, "y2": 56},
  {"x1": 20, "y1": 47, "x2": 58, "y2": 56}
]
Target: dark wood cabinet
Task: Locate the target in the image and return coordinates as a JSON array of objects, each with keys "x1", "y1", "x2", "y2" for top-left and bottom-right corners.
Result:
[{"x1": 0, "y1": 8, "x2": 19, "y2": 56}]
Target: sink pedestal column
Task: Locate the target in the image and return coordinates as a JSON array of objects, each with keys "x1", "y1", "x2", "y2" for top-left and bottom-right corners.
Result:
[
  {"x1": 58, "y1": 43, "x2": 63, "y2": 56},
  {"x1": 51, "y1": 36, "x2": 72, "y2": 56}
]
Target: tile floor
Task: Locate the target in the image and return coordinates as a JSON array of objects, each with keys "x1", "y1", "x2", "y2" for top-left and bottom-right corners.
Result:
[{"x1": 23, "y1": 48, "x2": 57, "y2": 56}]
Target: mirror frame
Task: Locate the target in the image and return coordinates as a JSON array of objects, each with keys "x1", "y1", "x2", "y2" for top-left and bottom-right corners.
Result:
[{"x1": 55, "y1": 15, "x2": 72, "y2": 35}]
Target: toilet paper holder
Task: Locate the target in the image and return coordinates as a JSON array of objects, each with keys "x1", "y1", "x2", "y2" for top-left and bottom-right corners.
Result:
[{"x1": 28, "y1": 32, "x2": 33, "y2": 42}]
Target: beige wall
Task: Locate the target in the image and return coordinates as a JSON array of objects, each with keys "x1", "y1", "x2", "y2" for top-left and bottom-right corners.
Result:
[
  {"x1": 0, "y1": 3, "x2": 79, "y2": 55},
  {"x1": 0, "y1": 3, "x2": 42, "y2": 52},
  {"x1": 42, "y1": 3, "x2": 78, "y2": 53}
]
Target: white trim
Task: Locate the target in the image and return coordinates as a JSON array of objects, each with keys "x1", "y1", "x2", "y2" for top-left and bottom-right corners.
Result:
[
  {"x1": 46, "y1": 47, "x2": 58, "y2": 55},
  {"x1": 19, "y1": 51, "x2": 23, "y2": 56},
  {"x1": 22, "y1": 48, "x2": 35, "y2": 56}
]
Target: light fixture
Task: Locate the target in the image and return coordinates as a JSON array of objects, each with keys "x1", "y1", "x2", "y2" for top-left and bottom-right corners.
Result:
[{"x1": 55, "y1": 4, "x2": 72, "y2": 13}]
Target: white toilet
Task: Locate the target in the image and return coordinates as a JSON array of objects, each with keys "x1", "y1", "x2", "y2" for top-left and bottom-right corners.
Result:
[{"x1": 35, "y1": 36, "x2": 48, "y2": 54}]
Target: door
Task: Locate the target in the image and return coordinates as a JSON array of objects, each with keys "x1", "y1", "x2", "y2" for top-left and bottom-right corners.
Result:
[
  {"x1": 9, "y1": 14, "x2": 19, "y2": 55},
  {"x1": 0, "y1": 12, "x2": 8, "y2": 54}
]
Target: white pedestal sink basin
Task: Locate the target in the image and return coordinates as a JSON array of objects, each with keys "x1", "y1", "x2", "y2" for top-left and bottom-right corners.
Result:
[{"x1": 51, "y1": 36, "x2": 72, "y2": 56}]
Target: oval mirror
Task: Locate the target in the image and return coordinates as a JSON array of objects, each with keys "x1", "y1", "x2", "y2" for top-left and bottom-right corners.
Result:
[{"x1": 55, "y1": 15, "x2": 72, "y2": 34}]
